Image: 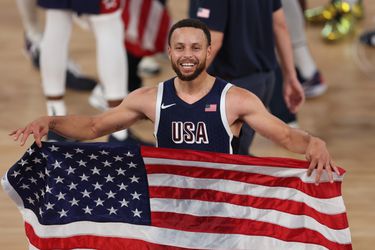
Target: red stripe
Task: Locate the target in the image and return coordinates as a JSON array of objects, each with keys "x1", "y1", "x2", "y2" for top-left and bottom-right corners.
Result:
[
  {"x1": 154, "y1": 8, "x2": 171, "y2": 52},
  {"x1": 141, "y1": 146, "x2": 346, "y2": 175},
  {"x1": 25, "y1": 222, "x2": 194, "y2": 250},
  {"x1": 151, "y1": 212, "x2": 352, "y2": 250},
  {"x1": 121, "y1": 0, "x2": 131, "y2": 29},
  {"x1": 149, "y1": 186, "x2": 349, "y2": 230},
  {"x1": 138, "y1": 0, "x2": 152, "y2": 43},
  {"x1": 146, "y1": 164, "x2": 343, "y2": 198}
]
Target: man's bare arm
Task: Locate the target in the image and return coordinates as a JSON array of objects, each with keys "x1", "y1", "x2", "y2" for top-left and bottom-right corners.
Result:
[{"x1": 10, "y1": 87, "x2": 156, "y2": 147}]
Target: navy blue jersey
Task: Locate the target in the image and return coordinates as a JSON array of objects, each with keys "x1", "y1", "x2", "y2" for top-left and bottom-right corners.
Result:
[
  {"x1": 154, "y1": 77, "x2": 238, "y2": 154},
  {"x1": 38, "y1": 0, "x2": 120, "y2": 15}
]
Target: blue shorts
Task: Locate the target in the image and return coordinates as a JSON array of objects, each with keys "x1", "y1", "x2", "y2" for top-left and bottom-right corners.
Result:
[{"x1": 37, "y1": 0, "x2": 120, "y2": 15}]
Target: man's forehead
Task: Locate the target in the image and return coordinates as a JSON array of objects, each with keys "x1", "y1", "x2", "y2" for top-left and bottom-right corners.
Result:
[{"x1": 171, "y1": 27, "x2": 207, "y2": 44}]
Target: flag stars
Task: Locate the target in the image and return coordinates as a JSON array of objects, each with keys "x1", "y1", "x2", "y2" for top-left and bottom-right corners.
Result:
[
  {"x1": 107, "y1": 207, "x2": 118, "y2": 215},
  {"x1": 102, "y1": 160, "x2": 112, "y2": 167},
  {"x1": 81, "y1": 189, "x2": 91, "y2": 198},
  {"x1": 127, "y1": 162, "x2": 137, "y2": 168},
  {"x1": 39, "y1": 208, "x2": 44, "y2": 217},
  {"x1": 25, "y1": 166, "x2": 33, "y2": 172},
  {"x1": 66, "y1": 166, "x2": 76, "y2": 175},
  {"x1": 68, "y1": 198, "x2": 80, "y2": 206},
  {"x1": 52, "y1": 160, "x2": 63, "y2": 169},
  {"x1": 130, "y1": 175, "x2": 140, "y2": 183},
  {"x1": 45, "y1": 185, "x2": 53, "y2": 193},
  {"x1": 27, "y1": 197, "x2": 35, "y2": 205},
  {"x1": 132, "y1": 208, "x2": 142, "y2": 218},
  {"x1": 18, "y1": 159, "x2": 28, "y2": 166},
  {"x1": 45, "y1": 202, "x2": 55, "y2": 210},
  {"x1": 83, "y1": 206, "x2": 93, "y2": 215},
  {"x1": 49, "y1": 145, "x2": 59, "y2": 152},
  {"x1": 32, "y1": 157, "x2": 42, "y2": 164},
  {"x1": 119, "y1": 199, "x2": 129, "y2": 207},
  {"x1": 20, "y1": 184, "x2": 30, "y2": 190},
  {"x1": 29, "y1": 177, "x2": 38, "y2": 184},
  {"x1": 68, "y1": 182, "x2": 78, "y2": 190},
  {"x1": 130, "y1": 191, "x2": 142, "y2": 200},
  {"x1": 64, "y1": 152, "x2": 73, "y2": 159},
  {"x1": 93, "y1": 182, "x2": 103, "y2": 190},
  {"x1": 116, "y1": 168, "x2": 126, "y2": 176},
  {"x1": 106, "y1": 190, "x2": 116, "y2": 199},
  {"x1": 58, "y1": 209, "x2": 68, "y2": 218},
  {"x1": 11, "y1": 170, "x2": 21, "y2": 178},
  {"x1": 56, "y1": 192, "x2": 67, "y2": 200},
  {"x1": 27, "y1": 147, "x2": 35, "y2": 155},
  {"x1": 41, "y1": 152, "x2": 48, "y2": 159},
  {"x1": 113, "y1": 155, "x2": 123, "y2": 162},
  {"x1": 94, "y1": 198, "x2": 105, "y2": 207},
  {"x1": 54, "y1": 176, "x2": 64, "y2": 184},
  {"x1": 74, "y1": 148, "x2": 84, "y2": 154},
  {"x1": 117, "y1": 183, "x2": 128, "y2": 191},
  {"x1": 125, "y1": 151, "x2": 134, "y2": 157},
  {"x1": 88, "y1": 154, "x2": 98, "y2": 160},
  {"x1": 79, "y1": 173, "x2": 89, "y2": 181},
  {"x1": 99, "y1": 150, "x2": 109, "y2": 155},
  {"x1": 77, "y1": 160, "x2": 87, "y2": 167},
  {"x1": 45, "y1": 169, "x2": 51, "y2": 177},
  {"x1": 37, "y1": 171, "x2": 45, "y2": 180},
  {"x1": 91, "y1": 167, "x2": 101, "y2": 175},
  {"x1": 104, "y1": 174, "x2": 114, "y2": 183}
]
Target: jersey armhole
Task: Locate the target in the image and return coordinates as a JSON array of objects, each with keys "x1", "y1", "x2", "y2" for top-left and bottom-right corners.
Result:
[
  {"x1": 220, "y1": 83, "x2": 234, "y2": 154},
  {"x1": 153, "y1": 82, "x2": 164, "y2": 146}
]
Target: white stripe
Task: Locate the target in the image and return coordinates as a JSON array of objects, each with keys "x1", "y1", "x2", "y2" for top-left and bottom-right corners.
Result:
[
  {"x1": 147, "y1": 174, "x2": 346, "y2": 215},
  {"x1": 1, "y1": 172, "x2": 25, "y2": 208},
  {"x1": 24, "y1": 209, "x2": 328, "y2": 250},
  {"x1": 141, "y1": 0, "x2": 163, "y2": 51},
  {"x1": 220, "y1": 83, "x2": 234, "y2": 154},
  {"x1": 153, "y1": 82, "x2": 164, "y2": 147},
  {"x1": 144, "y1": 157, "x2": 344, "y2": 183},
  {"x1": 151, "y1": 198, "x2": 351, "y2": 244},
  {"x1": 126, "y1": 0, "x2": 143, "y2": 42}
]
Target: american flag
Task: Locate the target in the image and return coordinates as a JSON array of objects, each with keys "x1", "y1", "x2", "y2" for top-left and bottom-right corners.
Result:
[
  {"x1": 122, "y1": 0, "x2": 172, "y2": 57},
  {"x1": 197, "y1": 7, "x2": 211, "y2": 18},
  {"x1": 2, "y1": 142, "x2": 352, "y2": 249},
  {"x1": 205, "y1": 103, "x2": 217, "y2": 112}
]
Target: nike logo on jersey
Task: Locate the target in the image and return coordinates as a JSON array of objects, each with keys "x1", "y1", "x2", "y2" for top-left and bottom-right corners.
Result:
[{"x1": 161, "y1": 103, "x2": 176, "y2": 109}]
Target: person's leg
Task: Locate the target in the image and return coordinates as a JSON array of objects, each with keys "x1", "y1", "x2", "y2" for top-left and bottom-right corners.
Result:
[
  {"x1": 16, "y1": 0, "x2": 42, "y2": 46},
  {"x1": 89, "y1": 10, "x2": 128, "y2": 141},
  {"x1": 39, "y1": 9, "x2": 73, "y2": 141}
]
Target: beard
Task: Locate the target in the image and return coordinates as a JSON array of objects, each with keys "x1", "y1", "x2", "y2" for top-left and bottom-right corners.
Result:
[{"x1": 171, "y1": 57, "x2": 206, "y2": 81}]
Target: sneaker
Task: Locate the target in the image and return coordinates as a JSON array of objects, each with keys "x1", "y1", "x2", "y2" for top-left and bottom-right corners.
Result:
[
  {"x1": 359, "y1": 29, "x2": 375, "y2": 47},
  {"x1": 24, "y1": 35, "x2": 97, "y2": 91},
  {"x1": 24, "y1": 34, "x2": 40, "y2": 69},
  {"x1": 65, "y1": 61, "x2": 97, "y2": 91},
  {"x1": 108, "y1": 130, "x2": 154, "y2": 146},
  {"x1": 89, "y1": 84, "x2": 108, "y2": 111},
  {"x1": 299, "y1": 71, "x2": 327, "y2": 98},
  {"x1": 137, "y1": 56, "x2": 161, "y2": 77}
]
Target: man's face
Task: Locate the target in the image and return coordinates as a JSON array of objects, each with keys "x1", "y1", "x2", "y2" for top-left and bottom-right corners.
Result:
[{"x1": 168, "y1": 27, "x2": 210, "y2": 81}]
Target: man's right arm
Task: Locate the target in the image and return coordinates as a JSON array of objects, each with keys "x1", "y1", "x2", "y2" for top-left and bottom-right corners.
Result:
[{"x1": 10, "y1": 87, "x2": 156, "y2": 147}]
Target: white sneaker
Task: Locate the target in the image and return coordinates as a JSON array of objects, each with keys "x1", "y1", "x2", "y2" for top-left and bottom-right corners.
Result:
[
  {"x1": 89, "y1": 84, "x2": 108, "y2": 111},
  {"x1": 138, "y1": 56, "x2": 161, "y2": 77}
]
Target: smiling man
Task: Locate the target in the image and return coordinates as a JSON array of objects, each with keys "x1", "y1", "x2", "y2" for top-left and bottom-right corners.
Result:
[{"x1": 11, "y1": 18, "x2": 339, "y2": 184}]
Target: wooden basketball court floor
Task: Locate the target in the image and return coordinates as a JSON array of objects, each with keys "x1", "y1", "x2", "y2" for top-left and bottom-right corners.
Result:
[{"x1": 0, "y1": 0, "x2": 374, "y2": 249}]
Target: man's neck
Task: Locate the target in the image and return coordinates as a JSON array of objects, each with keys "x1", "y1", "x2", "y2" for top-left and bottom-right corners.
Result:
[{"x1": 174, "y1": 73, "x2": 216, "y2": 104}]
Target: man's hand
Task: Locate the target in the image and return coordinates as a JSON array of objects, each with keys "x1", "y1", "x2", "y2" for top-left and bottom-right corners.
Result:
[
  {"x1": 283, "y1": 76, "x2": 305, "y2": 114},
  {"x1": 305, "y1": 136, "x2": 340, "y2": 185},
  {"x1": 9, "y1": 116, "x2": 50, "y2": 148}
]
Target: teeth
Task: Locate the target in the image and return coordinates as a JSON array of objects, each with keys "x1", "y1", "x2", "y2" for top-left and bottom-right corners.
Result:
[{"x1": 181, "y1": 63, "x2": 194, "y2": 67}]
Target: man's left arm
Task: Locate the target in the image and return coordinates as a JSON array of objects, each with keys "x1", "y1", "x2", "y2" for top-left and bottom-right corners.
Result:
[{"x1": 273, "y1": 8, "x2": 305, "y2": 113}]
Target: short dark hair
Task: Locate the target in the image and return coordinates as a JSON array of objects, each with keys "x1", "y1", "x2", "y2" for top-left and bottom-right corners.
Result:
[{"x1": 168, "y1": 18, "x2": 211, "y2": 46}]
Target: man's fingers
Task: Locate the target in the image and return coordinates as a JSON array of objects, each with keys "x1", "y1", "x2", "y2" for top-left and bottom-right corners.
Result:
[
  {"x1": 33, "y1": 129, "x2": 43, "y2": 148},
  {"x1": 307, "y1": 159, "x2": 317, "y2": 177},
  {"x1": 330, "y1": 160, "x2": 341, "y2": 176},
  {"x1": 325, "y1": 161, "x2": 334, "y2": 183},
  {"x1": 20, "y1": 129, "x2": 31, "y2": 146},
  {"x1": 315, "y1": 161, "x2": 324, "y2": 185}
]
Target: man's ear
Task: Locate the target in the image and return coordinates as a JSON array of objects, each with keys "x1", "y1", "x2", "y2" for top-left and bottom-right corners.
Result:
[{"x1": 167, "y1": 46, "x2": 171, "y2": 59}]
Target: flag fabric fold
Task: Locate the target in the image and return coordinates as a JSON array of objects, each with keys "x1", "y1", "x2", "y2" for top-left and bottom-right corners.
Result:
[{"x1": 2, "y1": 141, "x2": 352, "y2": 250}]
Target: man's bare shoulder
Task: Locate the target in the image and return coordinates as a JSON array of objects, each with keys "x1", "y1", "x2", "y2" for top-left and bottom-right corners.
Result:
[{"x1": 226, "y1": 85, "x2": 265, "y2": 115}]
